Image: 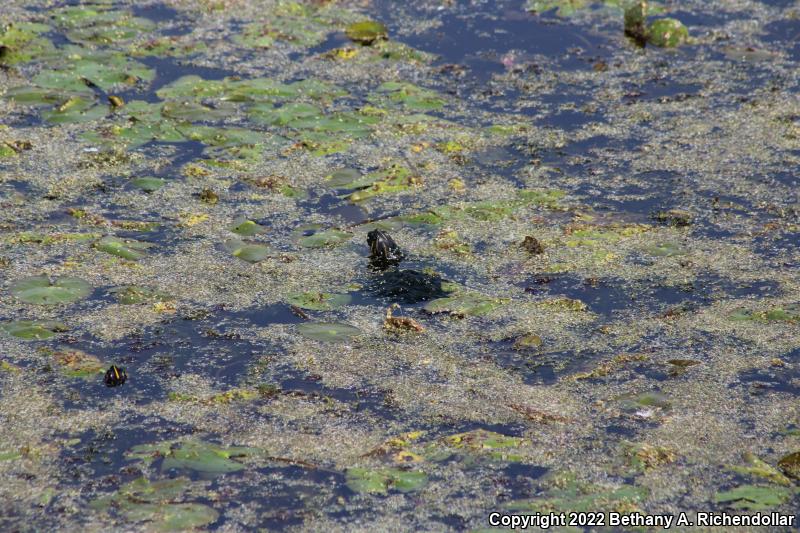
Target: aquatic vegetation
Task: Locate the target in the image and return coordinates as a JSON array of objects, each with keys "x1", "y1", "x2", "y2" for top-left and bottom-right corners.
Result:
[
  {"x1": 713, "y1": 485, "x2": 797, "y2": 511},
  {"x1": 9, "y1": 275, "x2": 90, "y2": 305},
  {"x1": 297, "y1": 322, "x2": 362, "y2": 342},
  {"x1": 345, "y1": 21, "x2": 388, "y2": 45},
  {"x1": 345, "y1": 467, "x2": 427, "y2": 494},
  {"x1": 0, "y1": 0, "x2": 798, "y2": 529},
  {"x1": 223, "y1": 239, "x2": 270, "y2": 263},
  {"x1": 91, "y1": 477, "x2": 219, "y2": 531},
  {"x1": 95, "y1": 235, "x2": 155, "y2": 261},
  {"x1": 52, "y1": 349, "x2": 105, "y2": 379},
  {"x1": 424, "y1": 290, "x2": 508, "y2": 317},
  {"x1": 1, "y1": 320, "x2": 67, "y2": 340},
  {"x1": 131, "y1": 177, "x2": 166, "y2": 192},
  {"x1": 296, "y1": 229, "x2": 351, "y2": 248},
  {"x1": 286, "y1": 291, "x2": 351, "y2": 311}
]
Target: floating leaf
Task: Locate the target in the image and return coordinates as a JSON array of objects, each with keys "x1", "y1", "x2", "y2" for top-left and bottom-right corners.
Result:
[
  {"x1": 647, "y1": 18, "x2": 688, "y2": 48},
  {"x1": 9, "y1": 275, "x2": 90, "y2": 304},
  {"x1": 160, "y1": 440, "x2": 259, "y2": 475},
  {"x1": 52, "y1": 349, "x2": 105, "y2": 378},
  {"x1": 325, "y1": 168, "x2": 362, "y2": 187},
  {"x1": 346, "y1": 467, "x2": 427, "y2": 494},
  {"x1": 444, "y1": 430, "x2": 526, "y2": 451},
  {"x1": 95, "y1": 236, "x2": 155, "y2": 261},
  {"x1": 297, "y1": 229, "x2": 351, "y2": 248},
  {"x1": 131, "y1": 177, "x2": 166, "y2": 192},
  {"x1": 229, "y1": 217, "x2": 267, "y2": 236},
  {"x1": 714, "y1": 485, "x2": 795, "y2": 510},
  {"x1": 0, "y1": 22, "x2": 55, "y2": 65},
  {"x1": 345, "y1": 21, "x2": 388, "y2": 45},
  {"x1": 91, "y1": 477, "x2": 219, "y2": 531},
  {"x1": 224, "y1": 239, "x2": 270, "y2": 263},
  {"x1": 727, "y1": 452, "x2": 793, "y2": 486},
  {"x1": 297, "y1": 322, "x2": 362, "y2": 342},
  {"x1": 372, "y1": 82, "x2": 445, "y2": 111},
  {"x1": 424, "y1": 291, "x2": 507, "y2": 317},
  {"x1": 1, "y1": 320, "x2": 67, "y2": 340},
  {"x1": 286, "y1": 292, "x2": 351, "y2": 311},
  {"x1": 646, "y1": 242, "x2": 685, "y2": 257}
]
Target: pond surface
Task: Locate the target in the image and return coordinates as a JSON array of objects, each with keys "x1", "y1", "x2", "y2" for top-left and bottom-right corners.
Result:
[{"x1": 0, "y1": 0, "x2": 799, "y2": 531}]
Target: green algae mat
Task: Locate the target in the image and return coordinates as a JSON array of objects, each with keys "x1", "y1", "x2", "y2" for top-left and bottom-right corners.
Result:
[{"x1": 1, "y1": 0, "x2": 799, "y2": 531}]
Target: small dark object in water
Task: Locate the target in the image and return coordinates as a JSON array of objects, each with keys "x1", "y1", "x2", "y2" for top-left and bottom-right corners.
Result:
[
  {"x1": 521, "y1": 236, "x2": 545, "y2": 255},
  {"x1": 652, "y1": 209, "x2": 692, "y2": 227},
  {"x1": 370, "y1": 269, "x2": 447, "y2": 304},
  {"x1": 367, "y1": 229, "x2": 404, "y2": 269},
  {"x1": 104, "y1": 365, "x2": 127, "y2": 387}
]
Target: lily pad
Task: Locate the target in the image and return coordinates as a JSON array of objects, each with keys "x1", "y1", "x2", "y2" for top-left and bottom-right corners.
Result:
[
  {"x1": 346, "y1": 467, "x2": 427, "y2": 494},
  {"x1": 160, "y1": 440, "x2": 259, "y2": 475},
  {"x1": 286, "y1": 292, "x2": 351, "y2": 311},
  {"x1": 297, "y1": 229, "x2": 351, "y2": 248},
  {"x1": 325, "y1": 167, "x2": 362, "y2": 187},
  {"x1": 224, "y1": 239, "x2": 270, "y2": 263},
  {"x1": 229, "y1": 217, "x2": 267, "y2": 236},
  {"x1": 297, "y1": 322, "x2": 362, "y2": 342},
  {"x1": 648, "y1": 18, "x2": 688, "y2": 48},
  {"x1": 131, "y1": 177, "x2": 166, "y2": 192},
  {"x1": 714, "y1": 485, "x2": 795, "y2": 510},
  {"x1": 727, "y1": 452, "x2": 793, "y2": 486},
  {"x1": 424, "y1": 291, "x2": 507, "y2": 317},
  {"x1": 345, "y1": 21, "x2": 388, "y2": 45},
  {"x1": 95, "y1": 235, "x2": 155, "y2": 261},
  {"x1": 1, "y1": 320, "x2": 67, "y2": 340},
  {"x1": 53, "y1": 349, "x2": 105, "y2": 378},
  {"x1": 9, "y1": 275, "x2": 91, "y2": 304},
  {"x1": 91, "y1": 477, "x2": 219, "y2": 531}
]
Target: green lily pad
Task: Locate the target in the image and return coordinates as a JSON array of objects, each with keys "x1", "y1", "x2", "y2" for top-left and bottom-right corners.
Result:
[
  {"x1": 286, "y1": 292, "x2": 351, "y2": 311},
  {"x1": 9, "y1": 275, "x2": 91, "y2": 304},
  {"x1": 507, "y1": 482, "x2": 648, "y2": 514},
  {"x1": 53, "y1": 349, "x2": 105, "y2": 378},
  {"x1": 714, "y1": 485, "x2": 795, "y2": 510},
  {"x1": 372, "y1": 82, "x2": 445, "y2": 111},
  {"x1": 345, "y1": 21, "x2": 388, "y2": 45},
  {"x1": 646, "y1": 242, "x2": 686, "y2": 257},
  {"x1": 346, "y1": 467, "x2": 427, "y2": 494},
  {"x1": 131, "y1": 177, "x2": 166, "y2": 192},
  {"x1": 1, "y1": 320, "x2": 67, "y2": 340},
  {"x1": 124, "y1": 502, "x2": 219, "y2": 532},
  {"x1": 224, "y1": 239, "x2": 270, "y2": 263},
  {"x1": 41, "y1": 96, "x2": 107, "y2": 124},
  {"x1": 229, "y1": 217, "x2": 267, "y2": 236},
  {"x1": 297, "y1": 229, "x2": 351, "y2": 248},
  {"x1": 160, "y1": 440, "x2": 259, "y2": 475},
  {"x1": 424, "y1": 291, "x2": 507, "y2": 317},
  {"x1": 444, "y1": 430, "x2": 526, "y2": 451},
  {"x1": 91, "y1": 477, "x2": 219, "y2": 532},
  {"x1": 647, "y1": 18, "x2": 688, "y2": 48},
  {"x1": 325, "y1": 168, "x2": 362, "y2": 187},
  {"x1": 297, "y1": 322, "x2": 362, "y2": 342},
  {"x1": 727, "y1": 452, "x2": 793, "y2": 486},
  {"x1": 95, "y1": 236, "x2": 155, "y2": 261},
  {"x1": 0, "y1": 22, "x2": 55, "y2": 66}
]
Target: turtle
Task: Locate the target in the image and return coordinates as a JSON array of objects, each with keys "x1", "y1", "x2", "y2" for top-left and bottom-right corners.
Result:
[{"x1": 366, "y1": 229, "x2": 447, "y2": 304}]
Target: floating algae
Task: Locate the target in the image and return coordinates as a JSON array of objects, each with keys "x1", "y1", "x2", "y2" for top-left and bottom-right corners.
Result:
[{"x1": 0, "y1": 0, "x2": 799, "y2": 530}]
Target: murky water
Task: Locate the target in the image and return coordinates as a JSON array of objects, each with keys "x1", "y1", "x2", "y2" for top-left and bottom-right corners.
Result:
[{"x1": 1, "y1": 0, "x2": 799, "y2": 531}]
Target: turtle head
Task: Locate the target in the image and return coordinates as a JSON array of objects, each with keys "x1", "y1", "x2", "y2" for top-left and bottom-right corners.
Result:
[{"x1": 367, "y1": 229, "x2": 404, "y2": 269}]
